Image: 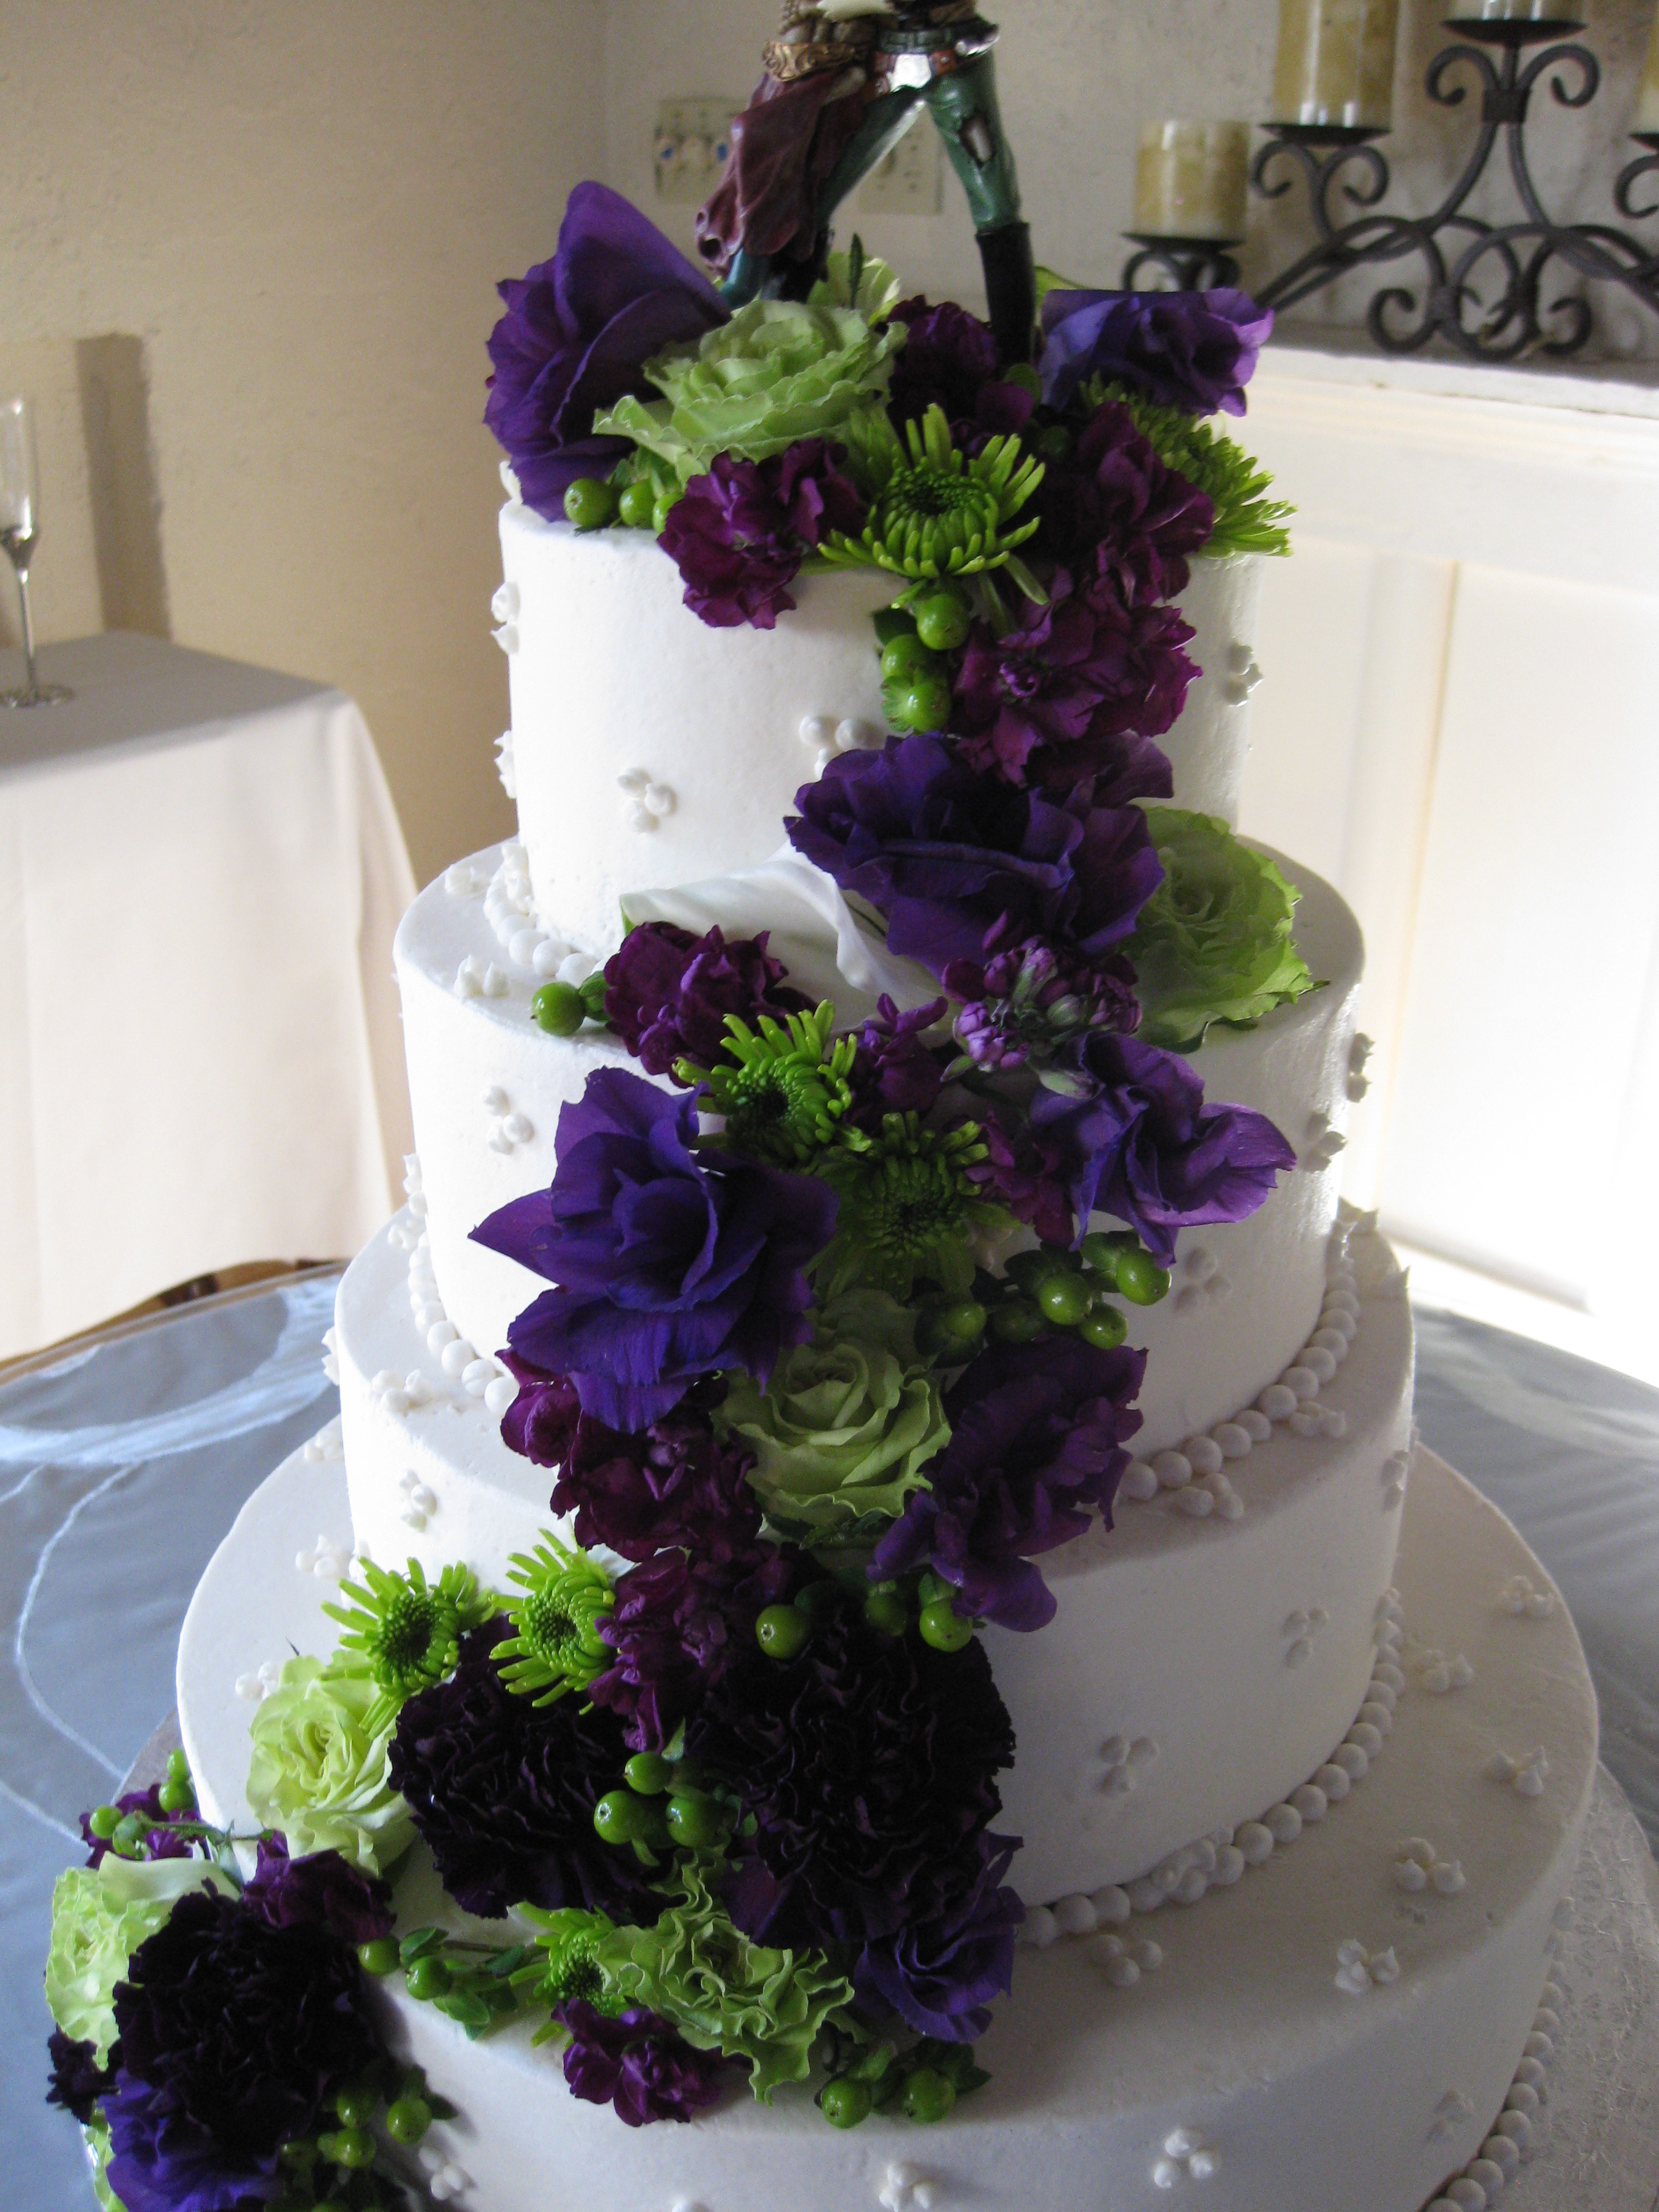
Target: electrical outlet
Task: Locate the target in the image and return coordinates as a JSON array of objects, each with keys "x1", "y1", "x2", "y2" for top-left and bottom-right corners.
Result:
[
  {"x1": 654, "y1": 98, "x2": 742, "y2": 204},
  {"x1": 860, "y1": 117, "x2": 943, "y2": 216}
]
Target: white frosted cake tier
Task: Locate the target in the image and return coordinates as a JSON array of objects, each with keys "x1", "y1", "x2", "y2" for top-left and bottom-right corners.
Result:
[
  {"x1": 497, "y1": 501, "x2": 1265, "y2": 953},
  {"x1": 396, "y1": 840, "x2": 1362, "y2": 1460},
  {"x1": 178, "y1": 1442, "x2": 1594, "y2": 2212},
  {"x1": 330, "y1": 1204, "x2": 1411, "y2": 1902}
]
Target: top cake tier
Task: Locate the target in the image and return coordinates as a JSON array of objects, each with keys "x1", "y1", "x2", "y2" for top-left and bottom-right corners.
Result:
[{"x1": 497, "y1": 501, "x2": 1265, "y2": 956}]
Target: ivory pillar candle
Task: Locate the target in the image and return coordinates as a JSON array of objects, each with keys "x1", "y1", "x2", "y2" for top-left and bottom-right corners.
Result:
[
  {"x1": 1134, "y1": 121, "x2": 1250, "y2": 240},
  {"x1": 1444, "y1": 0, "x2": 1583, "y2": 21},
  {"x1": 1272, "y1": 0, "x2": 1400, "y2": 129},
  {"x1": 1639, "y1": 4, "x2": 1659, "y2": 131}
]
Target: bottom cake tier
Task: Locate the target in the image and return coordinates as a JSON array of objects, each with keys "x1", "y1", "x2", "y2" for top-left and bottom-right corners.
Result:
[{"x1": 178, "y1": 1440, "x2": 1595, "y2": 2212}]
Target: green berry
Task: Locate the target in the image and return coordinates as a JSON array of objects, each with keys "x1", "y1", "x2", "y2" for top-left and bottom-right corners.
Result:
[
  {"x1": 864, "y1": 1589, "x2": 909, "y2": 1637},
  {"x1": 1114, "y1": 1248, "x2": 1172, "y2": 1305},
  {"x1": 665, "y1": 1793, "x2": 726, "y2": 1848},
  {"x1": 653, "y1": 492, "x2": 678, "y2": 533},
  {"x1": 1002, "y1": 363, "x2": 1043, "y2": 398},
  {"x1": 166, "y1": 1748, "x2": 192, "y2": 1786},
  {"x1": 820, "y1": 2076, "x2": 874, "y2": 2128},
  {"x1": 1034, "y1": 423, "x2": 1073, "y2": 461},
  {"x1": 880, "y1": 632, "x2": 939, "y2": 685},
  {"x1": 617, "y1": 479, "x2": 658, "y2": 530},
  {"x1": 404, "y1": 1955, "x2": 451, "y2": 2002},
  {"x1": 755, "y1": 1603, "x2": 811, "y2": 1661},
  {"x1": 624, "y1": 1751, "x2": 674, "y2": 1795},
  {"x1": 157, "y1": 1776, "x2": 195, "y2": 1813},
  {"x1": 903, "y1": 2064, "x2": 957, "y2": 2122},
  {"x1": 1078, "y1": 1306, "x2": 1128, "y2": 1349},
  {"x1": 531, "y1": 980, "x2": 586, "y2": 1036},
  {"x1": 918, "y1": 1599, "x2": 973, "y2": 1653},
  {"x1": 593, "y1": 1789, "x2": 648, "y2": 1846},
  {"x1": 1036, "y1": 1272, "x2": 1092, "y2": 1327},
  {"x1": 989, "y1": 1298, "x2": 1046, "y2": 1344},
  {"x1": 334, "y1": 2082, "x2": 377, "y2": 2129},
  {"x1": 357, "y1": 1937, "x2": 400, "y2": 1976},
  {"x1": 917, "y1": 1296, "x2": 985, "y2": 1361},
  {"x1": 385, "y1": 2094, "x2": 432, "y2": 2145},
  {"x1": 112, "y1": 1814, "x2": 148, "y2": 1855},
  {"x1": 327, "y1": 2123, "x2": 376, "y2": 2170},
  {"x1": 896, "y1": 670, "x2": 951, "y2": 733},
  {"x1": 913, "y1": 590, "x2": 972, "y2": 652},
  {"x1": 87, "y1": 1805, "x2": 122, "y2": 1840},
  {"x1": 563, "y1": 477, "x2": 617, "y2": 531},
  {"x1": 278, "y1": 2139, "x2": 318, "y2": 2170},
  {"x1": 1005, "y1": 1248, "x2": 1067, "y2": 1293}
]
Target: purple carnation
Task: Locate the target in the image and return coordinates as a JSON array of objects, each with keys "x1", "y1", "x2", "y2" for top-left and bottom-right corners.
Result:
[
  {"x1": 887, "y1": 297, "x2": 1001, "y2": 426},
  {"x1": 589, "y1": 1548, "x2": 790, "y2": 1752},
  {"x1": 46, "y1": 2029, "x2": 116, "y2": 2127},
  {"x1": 1039, "y1": 287, "x2": 1273, "y2": 418},
  {"x1": 853, "y1": 1841, "x2": 1024, "y2": 2042},
  {"x1": 388, "y1": 1620, "x2": 657, "y2": 1923},
  {"x1": 659, "y1": 440, "x2": 865, "y2": 629},
  {"x1": 241, "y1": 1836, "x2": 394, "y2": 1948},
  {"x1": 81, "y1": 1786, "x2": 197, "y2": 1869},
  {"x1": 555, "y1": 2000, "x2": 727, "y2": 2126},
  {"x1": 485, "y1": 182, "x2": 728, "y2": 517},
  {"x1": 103, "y1": 2070, "x2": 283, "y2": 2212},
  {"x1": 497, "y1": 1351, "x2": 584, "y2": 1468},
  {"x1": 1041, "y1": 400, "x2": 1215, "y2": 602},
  {"x1": 472, "y1": 1067, "x2": 838, "y2": 1430},
  {"x1": 871, "y1": 1334, "x2": 1145, "y2": 1632},
  {"x1": 554, "y1": 1398, "x2": 764, "y2": 1566},
  {"x1": 603, "y1": 920, "x2": 809, "y2": 1081},
  {"x1": 845, "y1": 993, "x2": 950, "y2": 1131},
  {"x1": 1018, "y1": 581, "x2": 1197, "y2": 797},
  {"x1": 1029, "y1": 1031, "x2": 1298, "y2": 1267},
  {"x1": 967, "y1": 1110, "x2": 1079, "y2": 1249},
  {"x1": 786, "y1": 733, "x2": 1164, "y2": 980},
  {"x1": 944, "y1": 934, "x2": 1138, "y2": 1073}
]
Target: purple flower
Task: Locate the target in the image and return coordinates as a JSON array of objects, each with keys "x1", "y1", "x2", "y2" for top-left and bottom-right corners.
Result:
[
  {"x1": 1017, "y1": 578, "x2": 1197, "y2": 797},
  {"x1": 967, "y1": 1111, "x2": 1079, "y2": 1250},
  {"x1": 659, "y1": 440, "x2": 865, "y2": 629},
  {"x1": 687, "y1": 1587, "x2": 1015, "y2": 1951},
  {"x1": 853, "y1": 1842, "x2": 1024, "y2": 2042},
  {"x1": 46, "y1": 2029, "x2": 116, "y2": 2127},
  {"x1": 1040, "y1": 400, "x2": 1215, "y2": 602},
  {"x1": 552, "y1": 1398, "x2": 765, "y2": 1565},
  {"x1": 887, "y1": 297, "x2": 1001, "y2": 426},
  {"x1": 1029, "y1": 1031, "x2": 1298, "y2": 1267},
  {"x1": 1039, "y1": 287, "x2": 1274, "y2": 418},
  {"x1": 845, "y1": 993, "x2": 950, "y2": 1131},
  {"x1": 108, "y1": 1888, "x2": 380, "y2": 2199},
  {"x1": 497, "y1": 1351, "x2": 584, "y2": 1468},
  {"x1": 81, "y1": 1786, "x2": 196, "y2": 1869},
  {"x1": 786, "y1": 734, "x2": 1164, "y2": 980},
  {"x1": 589, "y1": 1549, "x2": 790, "y2": 1752},
  {"x1": 952, "y1": 572, "x2": 1197, "y2": 786},
  {"x1": 485, "y1": 182, "x2": 728, "y2": 517},
  {"x1": 555, "y1": 2000, "x2": 727, "y2": 2126},
  {"x1": 241, "y1": 1837, "x2": 394, "y2": 1948},
  {"x1": 944, "y1": 934, "x2": 1138, "y2": 1073},
  {"x1": 603, "y1": 920, "x2": 809, "y2": 1081},
  {"x1": 388, "y1": 1620, "x2": 658, "y2": 1923},
  {"x1": 472, "y1": 1068, "x2": 838, "y2": 1430},
  {"x1": 871, "y1": 1334, "x2": 1145, "y2": 1632}
]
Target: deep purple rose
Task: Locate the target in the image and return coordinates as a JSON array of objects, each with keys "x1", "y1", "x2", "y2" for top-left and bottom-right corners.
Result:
[
  {"x1": 846, "y1": 993, "x2": 950, "y2": 1131},
  {"x1": 241, "y1": 1836, "x2": 394, "y2": 1948},
  {"x1": 485, "y1": 182, "x2": 728, "y2": 516},
  {"x1": 853, "y1": 1841, "x2": 1024, "y2": 2042},
  {"x1": 871, "y1": 1333, "x2": 1145, "y2": 1632},
  {"x1": 589, "y1": 1547, "x2": 791, "y2": 1752},
  {"x1": 603, "y1": 920, "x2": 810, "y2": 1081},
  {"x1": 1037, "y1": 400, "x2": 1215, "y2": 602},
  {"x1": 552, "y1": 1398, "x2": 765, "y2": 1565},
  {"x1": 388, "y1": 1620, "x2": 657, "y2": 1923},
  {"x1": 555, "y1": 2000, "x2": 727, "y2": 2126},
  {"x1": 81, "y1": 1786, "x2": 197, "y2": 1868},
  {"x1": 944, "y1": 934, "x2": 1138, "y2": 1073},
  {"x1": 472, "y1": 1067, "x2": 837, "y2": 1430},
  {"x1": 660, "y1": 440, "x2": 865, "y2": 629},
  {"x1": 46, "y1": 2029, "x2": 116, "y2": 2127},
  {"x1": 887, "y1": 297, "x2": 1001, "y2": 426},
  {"x1": 1030, "y1": 1031, "x2": 1298, "y2": 1267},
  {"x1": 786, "y1": 734, "x2": 1163, "y2": 980},
  {"x1": 1039, "y1": 287, "x2": 1274, "y2": 418},
  {"x1": 497, "y1": 1351, "x2": 584, "y2": 1468}
]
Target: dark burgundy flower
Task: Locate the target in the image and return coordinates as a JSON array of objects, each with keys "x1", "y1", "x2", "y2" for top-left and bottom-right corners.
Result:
[
  {"x1": 944, "y1": 934, "x2": 1138, "y2": 1073},
  {"x1": 388, "y1": 1620, "x2": 656, "y2": 1923},
  {"x1": 1024, "y1": 720, "x2": 1178, "y2": 807},
  {"x1": 967, "y1": 1110, "x2": 1078, "y2": 1249},
  {"x1": 497, "y1": 1352, "x2": 584, "y2": 1468},
  {"x1": 556, "y1": 2000, "x2": 727, "y2": 2126},
  {"x1": 1054, "y1": 400, "x2": 1215, "y2": 602},
  {"x1": 241, "y1": 1837, "x2": 393, "y2": 1948},
  {"x1": 660, "y1": 439, "x2": 866, "y2": 629},
  {"x1": 853, "y1": 1841, "x2": 1024, "y2": 2042},
  {"x1": 472, "y1": 1068, "x2": 838, "y2": 1430},
  {"x1": 871, "y1": 1333, "x2": 1145, "y2": 1632},
  {"x1": 1039, "y1": 287, "x2": 1273, "y2": 418},
  {"x1": 485, "y1": 183, "x2": 728, "y2": 517},
  {"x1": 552, "y1": 1398, "x2": 764, "y2": 1565},
  {"x1": 109, "y1": 1888, "x2": 380, "y2": 2184},
  {"x1": 589, "y1": 1548, "x2": 791, "y2": 1752},
  {"x1": 786, "y1": 733, "x2": 1163, "y2": 980},
  {"x1": 603, "y1": 920, "x2": 810, "y2": 1081},
  {"x1": 687, "y1": 1588, "x2": 1015, "y2": 1950},
  {"x1": 46, "y1": 2029, "x2": 115, "y2": 2126},
  {"x1": 887, "y1": 297, "x2": 1001, "y2": 426},
  {"x1": 81, "y1": 1786, "x2": 196, "y2": 1869},
  {"x1": 845, "y1": 993, "x2": 950, "y2": 1131},
  {"x1": 772, "y1": 437, "x2": 868, "y2": 546},
  {"x1": 1029, "y1": 1030, "x2": 1298, "y2": 1267}
]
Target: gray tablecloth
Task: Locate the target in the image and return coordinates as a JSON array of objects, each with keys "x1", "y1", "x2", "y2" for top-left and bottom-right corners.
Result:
[{"x1": 2, "y1": 1281, "x2": 1655, "y2": 2208}]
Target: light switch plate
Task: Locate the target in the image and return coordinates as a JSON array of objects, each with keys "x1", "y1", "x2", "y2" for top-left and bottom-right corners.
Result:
[
  {"x1": 654, "y1": 97, "x2": 742, "y2": 203},
  {"x1": 860, "y1": 116, "x2": 943, "y2": 215}
]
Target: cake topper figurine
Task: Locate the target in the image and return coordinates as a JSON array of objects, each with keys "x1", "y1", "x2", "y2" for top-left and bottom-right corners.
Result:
[{"x1": 697, "y1": 0, "x2": 1036, "y2": 367}]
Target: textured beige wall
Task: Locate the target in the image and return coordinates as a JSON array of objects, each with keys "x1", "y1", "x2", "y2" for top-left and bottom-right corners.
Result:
[{"x1": 0, "y1": 1, "x2": 605, "y2": 885}]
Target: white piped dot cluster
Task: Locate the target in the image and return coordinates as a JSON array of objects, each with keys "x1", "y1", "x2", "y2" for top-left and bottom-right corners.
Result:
[
  {"x1": 1335, "y1": 1937, "x2": 1399, "y2": 1993},
  {"x1": 1380, "y1": 1447, "x2": 1410, "y2": 1510},
  {"x1": 483, "y1": 1085, "x2": 534, "y2": 1154},
  {"x1": 235, "y1": 1658, "x2": 284, "y2": 1703},
  {"x1": 494, "y1": 728, "x2": 517, "y2": 800},
  {"x1": 500, "y1": 459, "x2": 521, "y2": 503},
  {"x1": 1223, "y1": 638, "x2": 1262, "y2": 702},
  {"x1": 491, "y1": 578, "x2": 519, "y2": 656},
  {"x1": 1087, "y1": 1929, "x2": 1164, "y2": 1985},
  {"x1": 1172, "y1": 1242, "x2": 1230, "y2": 1315},
  {"x1": 1498, "y1": 1574, "x2": 1556, "y2": 1620},
  {"x1": 1347, "y1": 1032, "x2": 1374, "y2": 1101},
  {"x1": 799, "y1": 711, "x2": 883, "y2": 775},
  {"x1": 1096, "y1": 1732, "x2": 1159, "y2": 1797},
  {"x1": 879, "y1": 2163, "x2": 939, "y2": 2210},
  {"x1": 295, "y1": 1534, "x2": 350, "y2": 1579},
  {"x1": 398, "y1": 1469, "x2": 439, "y2": 1532},
  {"x1": 454, "y1": 954, "x2": 508, "y2": 1000},
  {"x1": 619, "y1": 766, "x2": 677, "y2": 832},
  {"x1": 443, "y1": 857, "x2": 491, "y2": 899},
  {"x1": 483, "y1": 843, "x2": 592, "y2": 983},
  {"x1": 420, "y1": 2141, "x2": 472, "y2": 2202},
  {"x1": 1153, "y1": 2127, "x2": 1220, "y2": 2185},
  {"x1": 1301, "y1": 1108, "x2": 1346, "y2": 1171},
  {"x1": 1424, "y1": 1982, "x2": 1561, "y2": 2208},
  {"x1": 321, "y1": 1327, "x2": 340, "y2": 1386},
  {"x1": 1484, "y1": 1745, "x2": 1549, "y2": 1797},
  {"x1": 1413, "y1": 1644, "x2": 1475, "y2": 1694},
  {"x1": 1284, "y1": 1606, "x2": 1328, "y2": 1667},
  {"x1": 302, "y1": 1416, "x2": 344, "y2": 1463},
  {"x1": 1393, "y1": 1837, "x2": 1467, "y2": 1895}
]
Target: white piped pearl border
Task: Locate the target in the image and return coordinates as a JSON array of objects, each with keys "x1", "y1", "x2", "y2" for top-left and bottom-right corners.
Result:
[
  {"x1": 448, "y1": 843, "x2": 600, "y2": 988},
  {"x1": 1423, "y1": 1976, "x2": 1563, "y2": 2210},
  {"x1": 384, "y1": 1162, "x2": 518, "y2": 1423}
]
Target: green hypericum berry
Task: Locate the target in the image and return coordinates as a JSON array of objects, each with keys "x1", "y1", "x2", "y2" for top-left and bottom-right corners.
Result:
[
  {"x1": 1002, "y1": 362, "x2": 1042, "y2": 399},
  {"x1": 1078, "y1": 1306, "x2": 1128, "y2": 1350},
  {"x1": 563, "y1": 477, "x2": 617, "y2": 531},
  {"x1": 531, "y1": 980, "x2": 586, "y2": 1036},
  {"x1": 278, "y1": 2139, "x2": 318, "y2": 2170},
  {"x1": 384, "y1": 2094, "x2": 432, "y2": 2145},
  {"x1": 617, "y1": 479, "x2": 657, "y2": 530},
  {"x1": 333, "y1": 2082, "x2": 377, "y2": 2128},
  {"x1": 624, "y1": 1751, "x2": 674, "y2": 1795},
  {"x1": 864, "y1": 1589, "x2": 908, "y2": 1637},
  {"x1": 1034, "y1": 423, "x2": 1073, "y2": 461},
  {"x1": 357, "y1": 1937, "x2": 400, "y2": 1976},
  {"x1": 404, "y1": 1956, "x2": 451, "y2": 2002},
  {"x1": 989, "y1": 1298, "x2": 1046, "y2": 1344},
  {"x1": 820, "y1": 2076, "x2": 873, "y2": 2128},
  {"x1": 157, "y1": 1776, "x2": 194, "y2": 1814},
  {"x1": 327, "y1": 2123, "x2": 376, "y2": 2169},
  {"x1": 87, "y1": 1805, "x2": 122, "y2": 1840},
  {"x1": 917, "y1": 1296, "x2": 987, "y2": 1360},
  {"x1": 165, "y1": 1748, "x2": 192, "y2": 1787},
  {"x1": 895, "y1": 670, "x2": 951, "y2": 733},
  {"x1": 1115, "y1": 1248, "x2": 1172, "y2": 1305},
  {"x1": 913, "y1": 590, "x2": 972, "y2": 652},
  {"x1": 112, "y1": 1814, "x2": 147, "y2": 1855},
  {"x1": 653, "y1": 492, "x2": 677, "y2": 533},
  {"x1": 755, "y1": 1603, "x2": 811, "y2": 1661},
  {"x1": 1036, "y1": 1272, "x2": 1091, "y2": 1327},
  {"x1": 665, "y1": 1793, "x2": 726, "y2": 1848},
  {"x1": 903, "y1": 2064, "x2": 957, "y2": 2122},
  {"x1": 879, "y1": 632, "x2": 938, "y2": 685},
  {"x1": 918, "y1": 1600, "x2": 973, "y2": 1654}
]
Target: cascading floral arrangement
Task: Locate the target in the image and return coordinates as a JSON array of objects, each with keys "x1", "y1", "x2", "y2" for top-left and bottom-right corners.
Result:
[{"x1": 44, "y1": 185, "x2": 1319, "y2": 2200}]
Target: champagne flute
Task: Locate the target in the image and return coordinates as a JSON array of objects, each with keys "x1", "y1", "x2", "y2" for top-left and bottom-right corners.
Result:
[{"x1": 1, "y1": 395, "x2": 73, "y2": 708}]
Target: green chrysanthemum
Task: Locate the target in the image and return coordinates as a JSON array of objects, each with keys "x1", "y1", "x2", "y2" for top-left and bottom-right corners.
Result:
[
  {"x1": 517, "y1": 1905, "x2": 626, "y2": 2039},
  {"x1": 820, "y1": 404, "x2": 1044, "y2": 597},
  {"x1": 818, "y1": 1111, "x2": 1005, "y2": 1301},
  {"x1": 679, "y1": 1002, "x2": 865, "y2": 1168},
  {"x1": 321, "y1": 1556, "x2": 491, "y2": 1722},
  {"x1": 1082, "y1": 378, "x2": 1293, "y2": 558},
  {"x1": 493, "y1": 1536, "x2": 614, "y2": 1705}
]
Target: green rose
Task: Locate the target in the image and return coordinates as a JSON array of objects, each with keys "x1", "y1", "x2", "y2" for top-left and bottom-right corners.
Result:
[
  {"x1": 45, "y1": 1857, "x2": 234, "y2": 2056},
  {"x1": 718, "y1": 1289, "x2": 950, "y2": 1539},
  {"x1": 246, "y1": 1654, "x2": 415, "y2": 1873},
  {"x1": 1127, "y1": 807, "x2": 1319, "y2": 1051},
  {"x1": 594, "y1": 1862, "x2": 855, "y2": 2100},
  {"x1": 594, "y1": 298, "x2": 904, "y2": 483}
]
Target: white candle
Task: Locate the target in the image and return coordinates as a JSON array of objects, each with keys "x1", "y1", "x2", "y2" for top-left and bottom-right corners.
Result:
[
  {"x1": 1272, "y1": 0, "x2": 1400, "y2": 129},
  {"x1": 1444, "y1": 0, "x2": 1583, "y2": 22},
  {"x1": 1134, "y1": 121, "x2": 1251, "y2": 240},
  {"x1": 1639, "y1": 4, "x2": 1659, "y2": 131}
]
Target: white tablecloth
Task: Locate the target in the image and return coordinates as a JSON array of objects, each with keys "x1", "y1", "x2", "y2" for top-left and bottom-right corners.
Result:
[{"x1": 0, "y1": 631, "x2": 416, "y2": 1356}]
